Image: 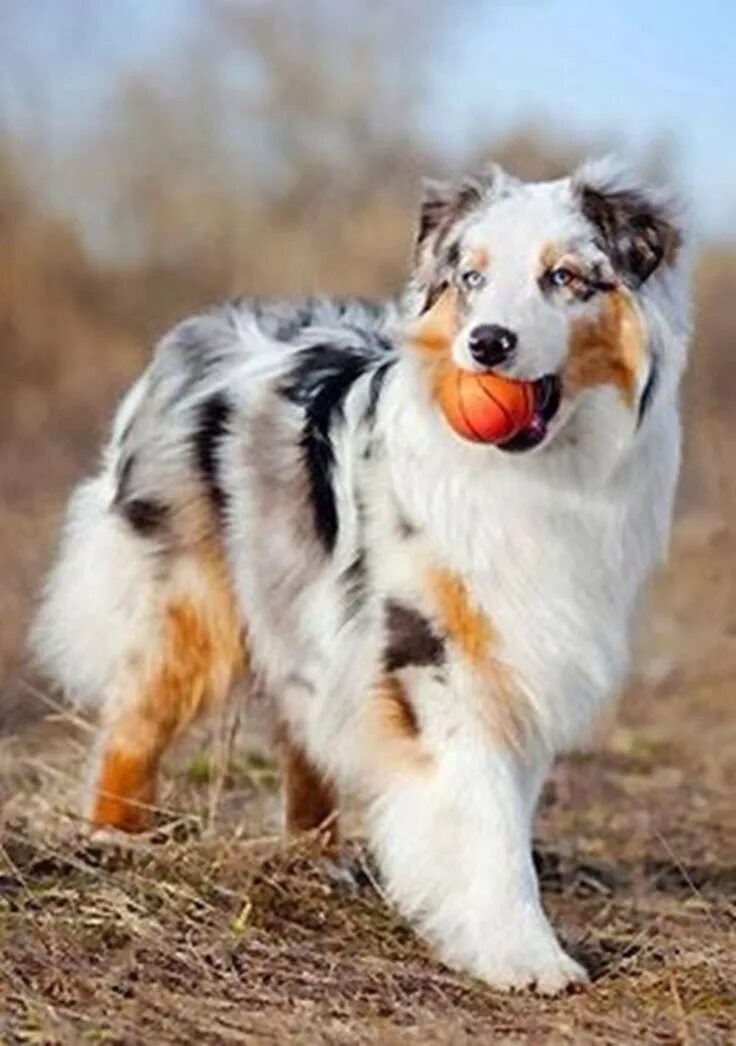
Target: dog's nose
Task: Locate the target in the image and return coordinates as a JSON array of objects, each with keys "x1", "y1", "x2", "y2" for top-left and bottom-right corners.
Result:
[{"x1": 468, "y1": 324, "x2": 517, "y2": 368}]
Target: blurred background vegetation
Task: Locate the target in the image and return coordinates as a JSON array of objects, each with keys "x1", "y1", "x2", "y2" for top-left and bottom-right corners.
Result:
[{"x1": 1, "y1": 0, "x2": 735, "y2": 718}]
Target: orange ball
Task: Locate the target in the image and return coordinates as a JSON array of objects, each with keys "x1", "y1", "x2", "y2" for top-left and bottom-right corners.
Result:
[{"x1": 436, "y1": 366, "x2": 536, "y2": 444}]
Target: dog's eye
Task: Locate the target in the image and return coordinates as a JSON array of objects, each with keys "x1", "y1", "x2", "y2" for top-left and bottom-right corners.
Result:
[
  {"x1": 461, "y1": 269, "x2": 487, "y2": 291},
  {"x1": 549, "y1": 267, "x2": 575, "y2": 288}
]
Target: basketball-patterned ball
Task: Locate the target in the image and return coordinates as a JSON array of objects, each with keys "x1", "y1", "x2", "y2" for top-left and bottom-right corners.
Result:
[{"x1": 436, "y1": 365, "x2": 536, "y2": 444}]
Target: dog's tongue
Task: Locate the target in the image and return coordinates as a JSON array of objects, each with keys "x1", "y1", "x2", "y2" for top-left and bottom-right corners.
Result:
[
  {"x1": 500, "y1": 375, "x2": 560, "y2": 453},
  {"x1": 501, "y1": 417, "x2": 547, "y2": 452}
]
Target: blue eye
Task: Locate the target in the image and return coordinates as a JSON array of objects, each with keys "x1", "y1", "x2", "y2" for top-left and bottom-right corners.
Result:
[
  {"x1": 461, "y1": 269, "x2": 486, "y2": 291},
  {"x1": 549, "y1": 267, "x2": 574, "y2": 288}
]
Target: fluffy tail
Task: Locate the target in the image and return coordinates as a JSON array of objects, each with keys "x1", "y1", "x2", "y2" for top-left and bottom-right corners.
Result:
[{"x1": 29, "y1": 467, "x2": 162, "y2": 711}]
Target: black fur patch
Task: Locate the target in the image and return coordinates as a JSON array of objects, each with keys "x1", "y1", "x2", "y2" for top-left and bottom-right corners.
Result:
[
  {"x1": 194, "y1": 392, "x2": 233, "y2": 516},
  {"x1": 121, "y1": 498, "x2": 169, "y2": 536},
  {"x1": 364, "y1": 361, "x2": 393, "y2": 427},
  {"x1": 637, "y1": 355, "x2": 659, "y2": 427},
  {"x1": 384, "y1": 601, "x2": 445, "y2": 673},
  {"x1": 579, "y1": 186, "x2": 679, "y2": 288},
  {"x1": 114, "y1": 455, "x2": 169, "y2": 536},
  {"x1": 281, "y1": 346, "x2": 370, "y2": 553},
  {"x1": 445, "y1": 240, "x2": 461, "y2": 269}
]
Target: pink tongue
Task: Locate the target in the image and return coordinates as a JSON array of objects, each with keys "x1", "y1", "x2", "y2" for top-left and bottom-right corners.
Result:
[{"x1": 525, "y1": 413, "x2": 547, "y2": 438}]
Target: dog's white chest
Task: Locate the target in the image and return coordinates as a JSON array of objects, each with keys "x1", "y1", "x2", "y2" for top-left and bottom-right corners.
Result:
[{"x1": 388, "y1": 456, "x2": 664, "y2": 751}]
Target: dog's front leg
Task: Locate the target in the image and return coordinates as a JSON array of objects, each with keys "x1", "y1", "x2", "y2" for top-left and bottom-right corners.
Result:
[{"x1": 367, "y1": 728, "x2": 587, "y2": 994}]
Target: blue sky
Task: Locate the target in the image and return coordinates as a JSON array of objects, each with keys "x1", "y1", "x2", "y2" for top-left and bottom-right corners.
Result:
[
  {"x1": 431, "y1": 0, "x2": 736, "y2": 236},
  {"x1": 5, "y1": 0, "x2": 735, "y2": 239}
]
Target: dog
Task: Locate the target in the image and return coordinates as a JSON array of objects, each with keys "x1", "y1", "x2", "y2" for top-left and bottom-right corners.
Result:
[{"x1": 31, "y1": 158, "x2": 690, "y2": 993}]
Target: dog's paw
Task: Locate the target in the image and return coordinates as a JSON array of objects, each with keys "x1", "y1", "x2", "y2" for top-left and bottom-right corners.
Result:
[
  {"x1": 475, "y1": 944, "x2": 589, "y2": 995},
  {"x1": 321, "y1": 845, "x2": 380, "y2": 895},
  {"x1": 86, "y1": 824, "x2": 146, "y2": 848},
  {"x1": 530, "y1": 950, "x2": 589, "y2": 996}
]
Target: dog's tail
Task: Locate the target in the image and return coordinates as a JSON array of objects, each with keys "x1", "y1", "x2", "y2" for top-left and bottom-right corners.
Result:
[{"x1": 29, "y1": 380, "x2": 163, "y2": 710}]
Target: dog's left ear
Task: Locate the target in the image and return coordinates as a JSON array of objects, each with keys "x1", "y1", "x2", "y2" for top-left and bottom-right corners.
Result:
[{"x1": 573, "y1": 158, "x2": 683, "y2": 288}]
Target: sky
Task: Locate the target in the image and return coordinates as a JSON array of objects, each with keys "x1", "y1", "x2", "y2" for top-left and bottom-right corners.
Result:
[
  {"x1": 431, "y1": 0, "x2": 736, "y2": 236},
  {"x1": 3, "y1": 0, "x2": 735, "y2": 239}
]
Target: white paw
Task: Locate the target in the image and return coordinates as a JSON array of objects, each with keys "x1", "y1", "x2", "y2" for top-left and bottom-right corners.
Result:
[
  {"x1": 529, "y1": 949, "x2": 589, "y2": 996},
  {"x1": 473, "y1": 943, "x2": 589, "y2": 996}
]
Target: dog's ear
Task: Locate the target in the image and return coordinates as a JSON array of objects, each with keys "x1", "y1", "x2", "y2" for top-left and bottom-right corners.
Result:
[
  {"x1": 573, "y1": 158, "x2": 683, "y2": 288},
  {"x1": 416, "y1": 178, "x2": 480, "y2": 251},
  {"x1": 415, "y1": 166, "x2": 502, "y2": 256},
  {"x1": 409, "y1": 165, "x2": 512, "y2": 315}
]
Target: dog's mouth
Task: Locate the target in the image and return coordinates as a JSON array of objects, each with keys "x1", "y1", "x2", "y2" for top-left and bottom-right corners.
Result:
[{"x1": 499, "y1": 375, "x2": 562, "y2": 453}]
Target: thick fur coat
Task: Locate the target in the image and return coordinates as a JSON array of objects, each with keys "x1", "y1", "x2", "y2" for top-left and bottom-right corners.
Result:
[{"x1": 31, "y1": 159, "x2": 691, "y2": 992}]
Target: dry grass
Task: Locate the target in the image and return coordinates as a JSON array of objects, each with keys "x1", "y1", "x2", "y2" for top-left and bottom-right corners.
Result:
[
  {"x1": 1, "y1": 7, "x2": 735, "y2": 1036},
  {"x1": 1, "y1": 528, "x2": 735, "y2": 1044}
]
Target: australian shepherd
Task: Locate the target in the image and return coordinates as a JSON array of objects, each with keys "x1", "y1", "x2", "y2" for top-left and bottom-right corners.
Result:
[{"x1": 31, "y1": 158, "x2": 690, "y2": 993}]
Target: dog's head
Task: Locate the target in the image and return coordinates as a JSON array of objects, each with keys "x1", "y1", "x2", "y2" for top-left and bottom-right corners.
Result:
[{"x1": 405, "y1": 159, "x2": 688, "y2": 460}]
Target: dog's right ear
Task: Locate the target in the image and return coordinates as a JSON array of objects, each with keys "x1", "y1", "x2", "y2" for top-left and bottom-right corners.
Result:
[
  {"x1": 416, "y1": 179, "x2": 470, "y2": 250},
  {"x1": 409, "y1": 165, "x2": 510, "y2": 315},
  {"x1": 415, "y1": 167, "x2": 501, "y2": 257}
]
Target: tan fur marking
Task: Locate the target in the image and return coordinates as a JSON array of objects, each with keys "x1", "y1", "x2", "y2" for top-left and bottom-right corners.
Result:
[
  {"x1": 409, "y1": 286, "x2": 460, "y2": 356},
  {"x1": 429, "y1": 566, "x2": 534, "y2": 749},
  {"x1": 280, "y1": 733, "x2": 338, "y2": 849},
  {"x1": 91, "y1": 749, "x2": 158, "y2": 833},
  {"x1": 406, "y1": 288, "x2": 462, "y2": 412},
  {"x1": 469, "y1": 246, "x2": 490, "y2": 273},
  {"x1": 91, "y1": 543, "x2": 245, "y2": 832},
  {"x1": 371, "y1": 674, "x2": 431, "y2": 773},
  {"x1": 566, "y1": 289, "x2": 646, "y2": 406},
  {"x1": 430, "y1": 567, "x2": 492, "y2": 668},
  {"x1": 539, "y1": 241, "x2": 562, "y2": 274},
  {"x1": 376, "y1": 674, "x2": 420, "y2": 739},
  {"x1": 146, "y1": 546, "x2": 245, "y2": 733}
]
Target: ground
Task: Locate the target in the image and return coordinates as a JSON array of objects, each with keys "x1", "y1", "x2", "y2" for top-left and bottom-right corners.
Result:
[{"x1": 1, "y1": 521, "x2": 734, "y2": 1045}]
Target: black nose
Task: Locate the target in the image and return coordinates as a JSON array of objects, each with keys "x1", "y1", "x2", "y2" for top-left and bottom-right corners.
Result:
[{"x1": 468, "y1": 324, "x2": 518, "y2": 368}]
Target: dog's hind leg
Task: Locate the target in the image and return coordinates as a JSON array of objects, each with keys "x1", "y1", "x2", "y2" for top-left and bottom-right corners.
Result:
[
  {"x1": 88, "y1": 540, "x2": 245, "y2": 833},
  {"x1": 89, "y1": 552, "x2": 244, "y2": 833},
  {"x1": 278, "y1": 728, "x2": 339, "y2": 850},
  {"x1": 32, "y1": 474, "x2": 245, "y2": 833}
]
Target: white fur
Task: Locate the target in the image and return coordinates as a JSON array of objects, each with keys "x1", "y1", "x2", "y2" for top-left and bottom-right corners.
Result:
[
  {"x1": 30, "y1": 162, "x2": 691, "y2": 993},
  {"x1": 29, "y1": 470, "x2": 159, "y2": 708}
]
